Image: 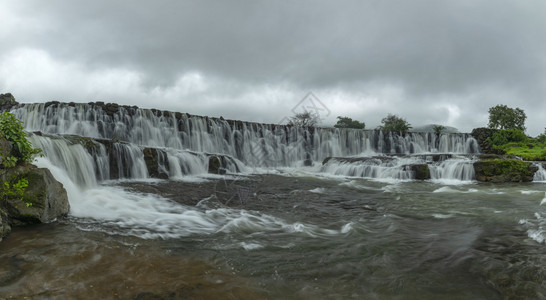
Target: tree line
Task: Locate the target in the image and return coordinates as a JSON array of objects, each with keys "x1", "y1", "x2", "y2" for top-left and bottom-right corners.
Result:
[{"x1": 287, "y1": 104, "x2": 543, "y2": 138}]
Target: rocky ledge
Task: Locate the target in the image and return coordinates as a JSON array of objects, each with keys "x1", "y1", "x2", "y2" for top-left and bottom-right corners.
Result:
[
  {"x1": 473, "y1": 159, "x2": 538, "y2": 183},
  {"x1": 0, "y1": 132, "x2": 69, "y2": 242}
]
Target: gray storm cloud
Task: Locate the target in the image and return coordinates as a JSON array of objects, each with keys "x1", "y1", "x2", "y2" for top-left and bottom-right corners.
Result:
[{"x1": 1, "y1": 0, "x2": 545, "y2": 134}]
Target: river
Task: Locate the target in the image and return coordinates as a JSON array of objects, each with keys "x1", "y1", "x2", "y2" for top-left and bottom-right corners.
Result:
[{"x1": 1, "y1": 169, "x2": 544, "y2": 299}]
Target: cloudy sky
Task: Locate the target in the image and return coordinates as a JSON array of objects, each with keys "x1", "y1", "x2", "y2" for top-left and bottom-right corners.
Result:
[{"x1": 1, "y1": 1, "x2": 545, "y2": 135}]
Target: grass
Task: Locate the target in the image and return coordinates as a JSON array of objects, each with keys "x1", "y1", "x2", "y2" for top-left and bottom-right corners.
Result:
[{"x1": 499, "y1": 142, "x2": 546, "y2": 161}]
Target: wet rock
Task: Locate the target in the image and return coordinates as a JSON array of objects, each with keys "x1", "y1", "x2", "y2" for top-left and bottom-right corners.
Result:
[
  {"x1": 0, "y1": 166, "x2": 69, "y2": 225},
  {"x1": 143, "y1": 148, "x2": 169, "y2": 179},
  {"x1": 208, "y1": 156, "x2": 222, "y2": 174},
  {"x1": 404, "y1": 164, "x2": 431, "y2": 180},
  {"x1": 473, "y1": 159, "x2": 538, "y2": 182}
]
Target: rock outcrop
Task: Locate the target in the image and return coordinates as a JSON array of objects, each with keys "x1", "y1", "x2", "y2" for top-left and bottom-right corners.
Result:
[
  {"x1": 471, "y1": 128, "x2": 500, "y2": 155},
  {"x1": 0, "y1": 165, "x2": 69, "y2": 226},
  {"x1": 473, "y1": 159, "x2": 538, "y2": 183},
  {"x1": 0, "y1": 93, "x2": 18, "y2": 111},
  {"x1": 0, "y1": 132, "x2": 69, "y2": 241}
]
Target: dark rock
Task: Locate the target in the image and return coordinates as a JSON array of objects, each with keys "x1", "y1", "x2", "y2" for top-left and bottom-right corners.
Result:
[
  {"x1": 143, "y1": 148, "x2": 169, "y2": 179},
  {"x1": 0, "y1": 135, "x2": 13, "y2": 167},
  {"x1": 404, "y1": 164, "x2": 431, "y2": 180},
  {"x1": 0, "y1": 166, "x2": 69, "y2": 225},
  {"x1": 208, "y1": 156, "x2": 222, "y2": 174},
  {"x1": 471, "y1": 127, "x2": 499, "y2": 154},
  {"x1": 473, "y1": 159, "x2": 538, "y2": 182},
  {"x1": 0, "y1": 93, "x2": 18, "y2": 111},
  {"x1": 303, "y1": 159, "x2": 313, "y2": 166},
  {"x1": 322, "y1": 157, "x2": 333, "y2": 165}
]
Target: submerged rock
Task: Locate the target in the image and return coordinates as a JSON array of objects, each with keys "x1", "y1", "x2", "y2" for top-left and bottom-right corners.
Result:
[{"x1": 473, "y1": 159, "x2": 538, "y2": 183}]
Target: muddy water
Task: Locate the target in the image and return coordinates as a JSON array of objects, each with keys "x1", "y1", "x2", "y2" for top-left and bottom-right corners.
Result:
[{"x1": 1, "y1": 174, "x2": 545, "y2": 299}]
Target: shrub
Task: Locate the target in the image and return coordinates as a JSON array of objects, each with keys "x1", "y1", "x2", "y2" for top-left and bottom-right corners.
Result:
[
  {"x1": 0, "y1": 112, "x2": 41, "y2": 166},
  {"x1": 488, "y1": 129, "x2": 528, "y2": 148}
]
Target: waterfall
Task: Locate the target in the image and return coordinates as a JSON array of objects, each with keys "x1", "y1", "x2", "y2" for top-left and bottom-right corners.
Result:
[
  {"x1": 429, "y1": 157, "x2": 476, "y2": 182},
  {"x1": 321, "y1": 155, "x2": 477, "y2": 182},
  {"x1": 27, "y1": 133, "x2": 240, "y2": 186},
  {"x1": 533, "y1": 163, "x2": 546, "y2": 182},
  {"x1": 320, "y1": 156, "x2": 422, "y2": 181},
  {"x1": 13, "y1": 102, "x2": 480, "y2": 167}
]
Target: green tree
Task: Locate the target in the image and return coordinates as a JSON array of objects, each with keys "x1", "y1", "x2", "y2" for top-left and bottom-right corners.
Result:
[
  {"x1": 488, "y1": 104, "x2": 526, "y2": 131},
  {"x1": 287, "y1": 111, "x2": 319, "y2": 127},
  {"x1": 334, "y1": 116, "x2": 365, "y2": 129},
  {"x1": 378, "y1": 114, "x2": 412, "y2": 133},
  {"x1": 433, "y1": 125, "x2": 446, "y2": 134}
]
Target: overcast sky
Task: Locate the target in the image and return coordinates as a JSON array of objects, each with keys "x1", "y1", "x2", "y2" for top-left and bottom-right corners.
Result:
[{"x1": 1, "y1": 1, "x2": 545, "y2": 135}]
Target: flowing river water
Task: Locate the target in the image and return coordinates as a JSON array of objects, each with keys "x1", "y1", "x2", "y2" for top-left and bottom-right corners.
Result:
[
  {"x1": 1, "y1": 169, "x2": 545, "y2": 299},
  {"x1": 0, "y1": 103, "x2": 545, "y2": 299}
]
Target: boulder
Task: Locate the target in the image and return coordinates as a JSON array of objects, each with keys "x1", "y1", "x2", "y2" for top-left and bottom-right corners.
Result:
[
  {"x1": 0, "y1": 135, "x2": 13, "y2": 166},
  {"x1": 0, "y1": 165, "x2": 69, "y2": 225},
  {"x1": 404, "y1": 164, "x2": 431, "y2": 180},
  {"x1": 473, "y1": 159, "x2": 538, "y2": 183},
  {"x1": 208, "y1": 155, "x2": 222, "y2": 174},
  {"x1": 0, "y1": 93, "x2": 18, "y2": 111}
]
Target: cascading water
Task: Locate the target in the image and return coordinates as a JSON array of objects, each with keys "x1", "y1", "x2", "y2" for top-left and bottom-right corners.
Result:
[
  {"x1": 12, "y1": 102, "x2": 480, "y2": 168},
  {"x1": 27, "y1": 133, "x2": 240, "y2": 184},
  {"x1": 533, "y1": 163, "x2": 546, "y2": 182},
  {"x1": 429, "y1": 157, "x2": 476, "y2": 183}
]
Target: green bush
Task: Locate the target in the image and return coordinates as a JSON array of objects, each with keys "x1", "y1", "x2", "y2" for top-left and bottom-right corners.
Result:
[
  {"x1": 488, "y1": 129, "x2": 528, "y2": 148},
  {"x1": 0, "y1": 112, "x2": 41, "y2": 166}
]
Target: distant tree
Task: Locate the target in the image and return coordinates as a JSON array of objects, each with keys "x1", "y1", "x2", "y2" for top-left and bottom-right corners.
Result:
[
  {"x1": 287, "y1": 111, "x2": 319, "y2": 127},
  {"x1": 334, "y1": 116, "x2": 365, "y2": 129},
  {"x1": 378, "y1": 114, "x2": 412, "y2": 133},
  {"x1": 433, "y1": 125, "x2": 446, "y2": 134},
  {"x1": 488, "y1": 104, "x2": 526, "y2": 131}
]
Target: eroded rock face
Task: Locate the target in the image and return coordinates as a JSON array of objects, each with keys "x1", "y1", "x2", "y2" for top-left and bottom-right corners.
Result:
[
  {"x1": 471, "y1": 128, "x2": 500, "y2": 155},
  {"x1": 473, "y1": 159, "x2": 538, "y2": 183},
  {"x1": 0, "y1": 165, "x2": 69, "y2": 226}
]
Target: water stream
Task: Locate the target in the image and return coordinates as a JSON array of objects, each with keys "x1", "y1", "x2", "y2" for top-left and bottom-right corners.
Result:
[{"x1": 0, "y1": 103, "x2": 544, "y2": 299}]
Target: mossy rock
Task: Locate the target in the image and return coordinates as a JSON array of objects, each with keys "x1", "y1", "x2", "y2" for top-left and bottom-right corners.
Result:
[
  {"x1": 473, "y1": 159, "x2": 538, "y2": 182},
  {"x1": 0, "y1": 165, "x2": 69, "y2": 225}
]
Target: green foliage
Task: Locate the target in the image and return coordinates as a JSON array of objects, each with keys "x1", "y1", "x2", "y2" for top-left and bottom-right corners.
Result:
[
  {"x1": 1, "y1": 178, "x2": 28, "y2": 201},
  {"x1": 433, "y1": 125, "x2": 446, "y2": 134},
  {"x1": 488, "y1": 129, "x2": 528, "y2": 148},
  {"x1": 287, "y1": 111, "x2": 319, "y2": 127},
  {"x1": 334, "y1": 116, "x2": 365, "y2": 129},
  {"x1": 0, "y1": 112, "x2": 41, "y2": 166},
  {"x1": 378, "y1": 114, "x2": 412, "y2": 133},
  {"x1": 478, "y1": 159, "x2": 534, "y2": 176},
  {"x1": 488, "y1": 104, "x2": 526, "y2": 131}
]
